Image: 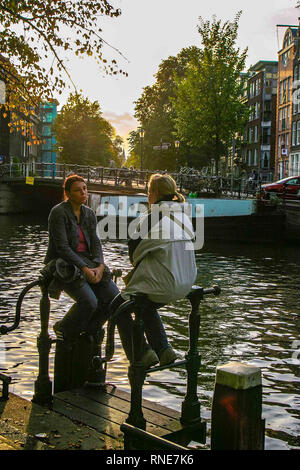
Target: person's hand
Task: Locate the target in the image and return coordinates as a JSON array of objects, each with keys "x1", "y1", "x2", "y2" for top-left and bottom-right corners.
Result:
[
  {"x1": 91, "y1": 264, "x2": 104, "y2": 283},
  {"x1": 82, "y1": 266, "x2": 98, "y2": 284}
]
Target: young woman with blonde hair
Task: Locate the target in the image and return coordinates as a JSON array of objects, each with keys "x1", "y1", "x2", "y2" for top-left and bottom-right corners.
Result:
[{"x1": 117, "y1": 173, "x2": 197, "y2": 367}]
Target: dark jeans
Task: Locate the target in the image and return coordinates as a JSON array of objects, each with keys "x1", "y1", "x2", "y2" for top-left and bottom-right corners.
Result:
[
  {"x1": 109, "y1": 294, "x2": 169, "y2": 361},
  {"x1": 59, "y1": 278, "x2": 169, "y2": 360},
  {"x1": 59, "y1": 278, "x2": 119, "y2": 335}
]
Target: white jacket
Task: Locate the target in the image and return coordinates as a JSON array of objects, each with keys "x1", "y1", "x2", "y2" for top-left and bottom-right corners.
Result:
[{"x1": 121, "y1": 202, "x2": 197, "y2": 304}]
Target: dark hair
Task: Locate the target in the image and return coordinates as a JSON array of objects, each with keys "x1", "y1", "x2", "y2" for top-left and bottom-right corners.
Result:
[{"x1": 63, "y1": 174, "x2": 85, "y2": 200}]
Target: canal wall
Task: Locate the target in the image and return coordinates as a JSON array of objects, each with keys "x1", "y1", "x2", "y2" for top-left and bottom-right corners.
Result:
[
  {"x1": 0, "y1": 183, "x2": 29, "y2": 214},
  {"x1": 282, "y1": 203, "x2": 300, "y2": 240},
  {"x1": 95, "y1": 194, "x2": 286, "y2": 244},
  {"x1": 0, "y1": 182, "x2": 62, "y2": 215}
]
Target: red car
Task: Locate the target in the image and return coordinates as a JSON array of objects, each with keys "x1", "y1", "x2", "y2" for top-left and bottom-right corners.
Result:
[{"x1": 261, "y1": 176, "x2": 300, "y2": 199}]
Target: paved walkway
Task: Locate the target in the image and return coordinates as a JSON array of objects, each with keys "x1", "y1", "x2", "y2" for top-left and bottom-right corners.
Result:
[{"x1": 0, "y1": 392, "x2": 122, "y2": 450}]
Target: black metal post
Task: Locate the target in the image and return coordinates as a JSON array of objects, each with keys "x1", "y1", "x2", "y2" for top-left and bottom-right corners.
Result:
[
  {"x1": 85, "y1": 328, "x2": 107, "y2": 387},
  {"x1": 0, "y1": 373, "x2": 12, "y2": 401},
  {"x1": 180, "y1": 289, "x2": 203, "y2": 425},
  {"x1": 32, "y1": 281, "x2": 53, "y2": 405},
  {"x1": 126, "y1": 294, "x2": 147, "y2": 432}
]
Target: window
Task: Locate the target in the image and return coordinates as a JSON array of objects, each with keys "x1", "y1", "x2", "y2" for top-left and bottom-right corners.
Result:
[
  {"x1": 279, "y1": 108, "x2": 282, "y2": 131},
  {"x1": 256, "y1": 79, "x2": 261, "y2": 95},
  {"x1": 280, "y1": 79, "x2": 290, "y2": 104},
  {"x1": 254, "y1": 126, "x2": 258, "y2": 142},
  {"x1": 248, "y1": 150, "x2": 252, "y2": 166},
  {"x1": 286, "y1": 178, "x2": 297, "y2": 185},
  {"x1": 297, "y1": 121, "x2": 300, "y2": 145},
  {"x1": 248, "y1": 127, "x2": 252, "y2": 143},
  {"x1": 278, "y1": 136, "x2": 281, "y2": 157},
  {"x1": 294, "y1": 66, "x2": 298, "y2": 81},
  {"x1": 254, "y1": 102, "x2": 260, "y2": 119},
  {"x1": 282, "y1": 107, "x2": 286, "y2": 130},
  {"x1": 254, "y1": 149, "x2": 258, "y2": 165},
  {"x1": 284, "y1": 31, "x2": 291, "y2": 48},
  {"x1": 292, "y1": 122, "x2": 297, "y2": 145},
  {"x1": 282, "y1": 50, "x2": 289, "y2": 67},
  {"x1": 262, "y1": 151, "x2": 270, "y2": 168}
]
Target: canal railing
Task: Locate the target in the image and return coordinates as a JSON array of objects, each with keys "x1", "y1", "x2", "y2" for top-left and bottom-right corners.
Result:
[
  {"x1": 0, "y1": 162, "x2": 262, "y2": 199},
  {"x1": 0, "y1": 266, "x2": 265, "y2": 449}
]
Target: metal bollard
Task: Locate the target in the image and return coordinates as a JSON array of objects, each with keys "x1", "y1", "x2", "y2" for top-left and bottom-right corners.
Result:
[
  {"x1": 0, "y1": 373, "x2": 12, "y2": 401},
  {"x1": 32, "y1": 280, "x2": 53, "y2": 405},
  {"x1": 180, "y1": 288, "x2": 203, "y2": 425},
  {"x1": 125, "y1": 294, "x2": 147, "y2": 432}
]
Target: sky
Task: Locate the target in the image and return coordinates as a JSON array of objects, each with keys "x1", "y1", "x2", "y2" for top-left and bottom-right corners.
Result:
[{"x1": 58, "y1": 0, "x2": 299, "y2": 151}]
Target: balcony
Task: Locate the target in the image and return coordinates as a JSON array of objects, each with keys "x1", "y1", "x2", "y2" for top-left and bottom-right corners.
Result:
[{"x1": 261, "y1": 136, "x2": 271, "y2": 146}]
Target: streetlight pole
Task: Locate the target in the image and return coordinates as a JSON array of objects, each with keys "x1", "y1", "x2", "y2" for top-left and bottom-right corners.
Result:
[{"x1": 139, "y1": 129, "x2": 145, "y2": 171}]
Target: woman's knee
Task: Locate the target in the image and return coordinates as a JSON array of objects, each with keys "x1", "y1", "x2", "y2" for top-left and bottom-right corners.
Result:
[{"x1": 78, "y1": 295, "x2": 98, "y2": 314}]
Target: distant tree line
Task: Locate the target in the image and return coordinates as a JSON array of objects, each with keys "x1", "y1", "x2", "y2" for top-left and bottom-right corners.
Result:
[
  {"x1": 53, "y1": 93, "x2": 125, "y2": 167},
  {"x1": 127, "y1": 12, "x2": 249, "y2": 175}
]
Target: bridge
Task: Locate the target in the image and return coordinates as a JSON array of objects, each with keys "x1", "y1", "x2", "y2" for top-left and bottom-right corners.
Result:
[{"x1": 0, "y1": 162, "x2": 257, "y2": 215}]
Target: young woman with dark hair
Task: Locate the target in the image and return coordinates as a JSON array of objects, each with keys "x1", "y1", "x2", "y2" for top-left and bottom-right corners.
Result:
[{"x1": 44, "y1": 175, "x2": 120, "y2": 339}]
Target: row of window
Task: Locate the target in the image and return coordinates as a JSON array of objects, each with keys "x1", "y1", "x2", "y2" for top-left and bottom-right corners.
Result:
[
  {"x1": 279, "y1": 78, "x2": 291, "y2": 105},
  {"x1": 248, "y1": 126, "x2": 259, "y2": 143},
  {"x1": 249, "y1": 102, "x2": 260, "y2": 121},
  {"x1": 244, "y1": 149, "x2": 270, "y2": 168},
  {"x1": 278, "y1": 106, "x2": 290, "y2": 131},
  {"x1": 291, "y1": 121, "x2": 300, "y2": 146},
  {"x1": 249, "y1": 78, "x2": 261, "y2": 99}
]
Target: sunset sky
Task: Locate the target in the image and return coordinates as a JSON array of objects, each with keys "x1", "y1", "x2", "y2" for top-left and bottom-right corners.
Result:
[{"x1": 58, "y1": 0, "x2": 299, "y2": 152}]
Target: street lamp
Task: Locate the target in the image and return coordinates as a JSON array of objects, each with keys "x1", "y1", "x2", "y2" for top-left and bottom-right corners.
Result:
[
  {"x1": 175, "y1": 140, "x2": 180, "y2": 172},
  {"x1": 58, "y1": 146, "x2": 63, "y2": 161},
  {"x1": 139, "y1": 129, "x2": 145, "y2": 170}
]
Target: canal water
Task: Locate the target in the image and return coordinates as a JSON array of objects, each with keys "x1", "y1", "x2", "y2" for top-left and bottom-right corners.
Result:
[{"x1": 0, "y1": 214, "x2": 299, "y2": 450}]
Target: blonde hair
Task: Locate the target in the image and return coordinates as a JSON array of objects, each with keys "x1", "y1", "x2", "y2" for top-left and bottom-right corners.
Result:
[{"x1": 148, "y1": 173, "x2": 185, "y2": 203}]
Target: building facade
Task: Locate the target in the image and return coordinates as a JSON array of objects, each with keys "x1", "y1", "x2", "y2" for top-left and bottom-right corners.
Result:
[
  {"x1": 275, "y1": 27, "x2": 298, "y2": 179},
  {"x1": 242, "y1": 61, "x2": 278, "y2": 181},
  {"x1": 289, "y1": 26, "x2": 300, "y2": 176}
]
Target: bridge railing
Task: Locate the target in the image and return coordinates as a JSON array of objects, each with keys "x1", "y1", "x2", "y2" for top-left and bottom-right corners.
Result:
[{"x1": 0, "y1": 162, "x2": 261, "y2": 199}]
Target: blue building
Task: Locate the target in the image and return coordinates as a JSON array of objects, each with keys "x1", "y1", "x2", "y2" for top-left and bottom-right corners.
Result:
[{"x1": 40, "y1": 100, "x2": 59, "y2": 169}]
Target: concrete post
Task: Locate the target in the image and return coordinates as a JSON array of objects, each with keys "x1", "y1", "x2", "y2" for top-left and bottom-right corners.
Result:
[{"x1": 211, "y1": 362, "x2": 265, "y2": 450}]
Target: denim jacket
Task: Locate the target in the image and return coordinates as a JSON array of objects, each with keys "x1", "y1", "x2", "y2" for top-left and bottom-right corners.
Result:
[{"x1": 44, "y1": 200, "x2": 104, "y2": 270}]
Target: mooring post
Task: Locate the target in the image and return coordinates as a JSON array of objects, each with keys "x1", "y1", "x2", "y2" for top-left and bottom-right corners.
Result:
[
  {"x1": 125, "y1": 294, "x2": 147, "y2": 433},
  {"x1": 211, "y1": 361, "x2": 265, "y2": 450},
  {"x1": 180, "y1": 289, "x2": 202, "y2": 426},
  {"x1": 32, "y1": 281, "x2": 53, "y2": 405}
]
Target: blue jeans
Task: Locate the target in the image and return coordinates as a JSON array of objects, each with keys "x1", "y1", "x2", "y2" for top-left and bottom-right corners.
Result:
[
  {"x1": 60, "y1": 278, "x2": 119, "y2": 335},
  {"x1": 60, "y1": 278, "x2": 169, "y2": 360}
]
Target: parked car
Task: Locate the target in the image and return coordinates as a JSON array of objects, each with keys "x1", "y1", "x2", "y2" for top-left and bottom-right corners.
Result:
[{"x1": 261, "y1": 176, "x2": 300, "y2": 200}]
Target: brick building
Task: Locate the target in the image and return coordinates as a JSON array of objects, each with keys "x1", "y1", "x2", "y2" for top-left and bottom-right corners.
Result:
[
  {"x1": 289, "y1": 25, "x2": 300, "y2": 176},
  {"x1": 275, "y1": 27, "x2": 298, "y2": 179},
  {"x1": 242, "y1": 61, "x2": 278, "y2": 181}
]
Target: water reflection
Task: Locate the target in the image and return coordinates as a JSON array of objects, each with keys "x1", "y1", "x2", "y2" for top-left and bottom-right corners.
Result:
[{"x1": 0, "y1": 214, "x2": 299, "y2": 450}]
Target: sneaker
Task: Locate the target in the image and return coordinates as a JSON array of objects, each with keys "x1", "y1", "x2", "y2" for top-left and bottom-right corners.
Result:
[
  {"x1": 140, "y1": 349, "x2": 159, "y2": 368},
  {"x1": 159, "y1": 347, "x2": 177, "y2": 366}
]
